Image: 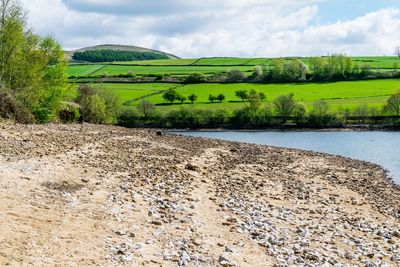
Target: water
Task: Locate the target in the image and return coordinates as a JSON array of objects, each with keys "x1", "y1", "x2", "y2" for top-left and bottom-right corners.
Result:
[{"x1": 177, "y1": 131, "x2": 400, "y2": 184}]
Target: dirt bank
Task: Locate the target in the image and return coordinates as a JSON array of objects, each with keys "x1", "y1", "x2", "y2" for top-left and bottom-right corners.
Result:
[{"x1": 0, "y1": 124, "x2": 399, "y2": 266}]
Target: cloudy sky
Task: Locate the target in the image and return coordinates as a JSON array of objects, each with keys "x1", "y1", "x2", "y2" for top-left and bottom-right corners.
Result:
[{"x1": 21, "y1": 0, "x2": 400, "y2": 58}]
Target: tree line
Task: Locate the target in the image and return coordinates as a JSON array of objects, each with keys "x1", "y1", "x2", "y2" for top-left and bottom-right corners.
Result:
[
  {"x1": 115, "y1": 90, "x2": 400, "y2": 129},
  {"x1": 72, "y1": 50, "x2": 169, "y2": 63}
]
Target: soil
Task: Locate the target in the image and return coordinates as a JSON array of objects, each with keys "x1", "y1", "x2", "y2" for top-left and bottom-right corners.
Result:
[{"x1": 0, "y1": 124, "x2": 399, "y2": 266}]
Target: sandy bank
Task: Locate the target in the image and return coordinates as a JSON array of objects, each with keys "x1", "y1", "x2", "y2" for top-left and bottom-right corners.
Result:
[{"x1": 0, "y1": 124, "x2": 399, "y2": 266}]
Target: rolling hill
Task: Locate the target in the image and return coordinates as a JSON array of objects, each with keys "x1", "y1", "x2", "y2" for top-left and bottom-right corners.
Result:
[{"x1": 65, "y1": 44, "x2": 179, "y2": 62}]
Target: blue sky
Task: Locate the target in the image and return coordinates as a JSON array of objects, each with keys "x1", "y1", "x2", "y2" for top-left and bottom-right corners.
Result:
[
  {"x1": 318, "y1": 0, "x2": 400, "y2": 23},
  {"x1": 22, "y1": 0, "x2": 400, "y2": 57}
]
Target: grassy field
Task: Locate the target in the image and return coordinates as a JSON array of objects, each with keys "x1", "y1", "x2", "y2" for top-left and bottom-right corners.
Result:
[
  {"x1": 120, "y1": 79, "x2": 400, "y2": 112},
  {"x1": 88, "y1": 65, "x2": 254, "y2": 76},
  {"x1": 67, "y1": 64, "x2": 105, "y2": 77},
  {"x1": 67, "y1": 56, "x2": 400, "y2": 78},
  {"x1": 84, "y1": 83, "x2": 178, "y2": 103}
]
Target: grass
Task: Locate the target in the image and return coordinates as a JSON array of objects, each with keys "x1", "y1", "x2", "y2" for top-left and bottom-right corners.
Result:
[
  {"x1": 111, "y1": 59, "x2": 197, "y2": 65},
  {"x1": 88, "y1": 83, "x2": 178, "y2": 103},
  {"x1": 90, "y1": 65, "x2": 253, "y2": 76},
  {"x1": 67, "y1": 64, "x2": 105, "y2": 77},
  {"x1": 124, "y1": 79, "x2": 400, "y2": 112},
  {"x1": 67, "y1": 57, "x2": 400, "y2": 78}
]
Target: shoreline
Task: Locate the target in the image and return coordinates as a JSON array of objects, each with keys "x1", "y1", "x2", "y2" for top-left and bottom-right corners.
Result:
[{"x1": 0, "y1": 124, "x2": 399, "y2": 266}]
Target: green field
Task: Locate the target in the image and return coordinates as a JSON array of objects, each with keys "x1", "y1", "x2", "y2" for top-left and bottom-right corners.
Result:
[
  {"x1": 67, "y1": 64, "x2": 105, "y2": 77},
  {"x1": 67, "y1": 56, "x2": 400, "y2": 78},
  {"x1": 85, "y1": 83, "x2": 178, "y2": 103},
  {"x1": 102, "y1": 79, "x2": 397, "y2": 112},
  {"x1": 88, "y1": 65, "x2": 253, "y2": 76}
]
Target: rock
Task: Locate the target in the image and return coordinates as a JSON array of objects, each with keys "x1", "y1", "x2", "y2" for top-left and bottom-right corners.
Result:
[{"x1": 151, "y1": 220, "x2": 162, "y2": 226}]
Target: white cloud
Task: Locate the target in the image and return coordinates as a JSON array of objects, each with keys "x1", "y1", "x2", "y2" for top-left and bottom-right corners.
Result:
[{"x1": 21, "y1": 0, "x2": 400, "y2": 57}]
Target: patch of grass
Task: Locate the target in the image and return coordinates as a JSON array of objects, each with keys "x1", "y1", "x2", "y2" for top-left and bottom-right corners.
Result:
[
  {"x1": 67, "y1": 64, "x2": 105, "y2": 77},
  {"x1": 126, "y1": 79, "x2": 400, "y2": 112},
  {"x1": 90, "y1": 65, "x2": 253, "y2": 76},
  {"x1": 89, "y1": 83, "x2": 178, "y2": 103}
]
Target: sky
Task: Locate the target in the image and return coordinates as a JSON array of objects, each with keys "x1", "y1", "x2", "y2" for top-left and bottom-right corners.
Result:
[{"x1": 21, "y1": 0, "x2": 400, "y2": 58}]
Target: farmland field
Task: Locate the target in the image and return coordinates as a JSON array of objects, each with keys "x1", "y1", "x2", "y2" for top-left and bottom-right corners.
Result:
[
  {"x1": 89, "y1": 65, "x2": 254, "y2": 76},
  {"x1": 67, "y1": 64, "x2": 105, "y2": 77},
  {"x1": 67, "y1": 56, "x2": 400, "y2": 78},
  {"x1": 123, "y1": 79, "x2": 400, "y2": 112},
  {"x1": 88, "y1": 83, "x2": 178, "y2": 103}
]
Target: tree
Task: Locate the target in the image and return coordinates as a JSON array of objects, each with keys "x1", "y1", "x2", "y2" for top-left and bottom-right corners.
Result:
[
  {"x1": 273, "y1": 93, "x2": 297, "y2": 123},
  {"x1": 217, "y1": 94, "x2": 225, "y2": 103},
  {"x1": 162, "y1": 88, "x2": 178, "y2": 104},
  {"x1": 270, "y1": 58, "x2": 285, "y2": 80},
  {"x1": 248, "y1": 89, "x2": 262, "y2": 110},
  {"x1": 137, "y1": 100, "x2": 156, "y2": 119},
  {"x1": 188, "y1": 94, "x2": 198, "y2": 104},
  {"x1": 395, "y1": 47, "x2": 400, "y2": 57},
  {"x1": 312, "y1": 100, "x2": 330, "y2": 117},
  {"x1": 0, "y1": 0, "x2": 68, "y2": 123},
  {"x1": 235, "y1": 90, "x2": 248, "y2": 102},
  {"x1": 183, "y1": 72, "x2": 207, "y2": 84},
  {"x1": 177, "y1": 94, "x2": 186, "y2": 104},
  {"x1": 284, "y1": 59, "x2": 308, "y2": 81},
  {"x1": 226, "y1": 70, "x2": 246, "y2": 82},
  {"x1": 384, "y1": 92, "x2": 400, "y2": 116},
  {"x1": 208, "y1": 94, "x2": 217, "y2": 103},
  {"x1": 259, "y1": 92, "x2": 266, "y2": 102}
]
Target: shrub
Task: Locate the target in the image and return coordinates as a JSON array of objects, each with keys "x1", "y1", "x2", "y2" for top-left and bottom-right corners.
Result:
[
  {"x1": 163, "y1": 88, "x2": 179, "y2": 103},
  {"x1": 226, "y1": 70, "x2": 246, "y2": 82},
  {"x1": 137, "y1": 100, "x2": 156, "y2": 119},
  {"x1": 188, "y1": 94, "x2": 198, "y2": 104},
  {"x1": 80, "y1": 94, "x2": 107, "y2": 124},
  {"x1": 217, "y1": 94, "x2": 225, "y2": 103},
  {"x1": 273, "y1": 93, "x2": 297, "y2": 124},
  {"x1": 183, "y1": 73, "x2": 207, "y2": 84},
  {"x1": 235, "y1": 90, "x2": 248, "y2": 102},
  {"x1": 59, "y1": 102, "x2": 81, "y2": 123}
]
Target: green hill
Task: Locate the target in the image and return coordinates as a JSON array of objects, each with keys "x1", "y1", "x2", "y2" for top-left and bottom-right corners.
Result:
[{"x1": 65, "y1": 44, "x2": 179, "y2": 62}]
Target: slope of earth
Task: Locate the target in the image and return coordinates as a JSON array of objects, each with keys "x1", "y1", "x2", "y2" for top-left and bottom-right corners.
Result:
[{"x1": 0, "y1": 125, "x2": 399, "y2": 266}]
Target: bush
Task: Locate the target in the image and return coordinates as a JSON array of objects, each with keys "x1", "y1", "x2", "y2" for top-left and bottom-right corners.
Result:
[
  {"x1": 0, "y1": 93, "x2": 17, "y2": 119},
  {"x1": 59, "y1": 102, "x2": 81, "y2": 123},
  {"x1": 183, "y1": 73, "x2": 207, "y2": 84},
  {"x1": 80, "y1": 94, "x2": 107, "y2": 124},
  {"x1": 226, "y1": 70, "x2": 246, "y2": 82}
]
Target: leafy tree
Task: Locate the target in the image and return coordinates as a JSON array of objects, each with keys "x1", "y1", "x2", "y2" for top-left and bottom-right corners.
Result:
[
  {"x1": 188, "y1": 94, "x2": 198, "y2": 104},
  {"x1": 217, "y1": 94, "x2": 225, "y2": 103},
  {"x1": 76, "y1": 84, "x2": 120, "y2": 124},
  {"x1": 312, "y1": 100, "x2": 330, "y2": 117},
  {"x1": 80, "y1": 94, "x2": 107, "y2": 124},
  {"x1": 226, "y1": 70, "x2": 246, "y2": 82},
  {"x1": 177, "y1": 94, "x2": 186, "y2": 104},
  {"x1": 293, "y1": 103, "x2": 307, "y2": 124},
  {"x1": 162, "y1": 88, "x2": 178, "y2": 103},
  {"x1": 395, "y1": 47, "x2": 400, "y2": 58},
  {"x1": 248, "y1": 89, "x2": 262, "y2": 110},
  {"x1": 235, "y1": 90, "x2": 248, "y2": 102},
  {"x1": 137, "y1": 100, "x2": 156, "y2": 119},
  {"x1": 273, "y1": 93, "x2": 297, "y2": 123},
  {"x1": 259, "y1": 92, "x2": 266, "y2": 102},
  {"x1": 0, "y1": 0, "x2": 68, "y2": 123},
  {"x1": 183, "y1": 72, "x2": 207, "y2": 84},
  {"x1": 208, "y1": 94, "x2": 217, "y2": 103},
  {"x1": 284, "y1": 60, "x2": 308, "y2": 81},
  {"x1": 384, "y1": 92, "x2": 400, "y2": 116},
  {"x1": 270, "y1": 58, "x2": 285, "y2": 80}
]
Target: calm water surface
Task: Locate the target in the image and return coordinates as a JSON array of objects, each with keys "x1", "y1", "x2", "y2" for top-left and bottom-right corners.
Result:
[{"x1": 177, "y1": 131, "x2": 400, "y2": 185}]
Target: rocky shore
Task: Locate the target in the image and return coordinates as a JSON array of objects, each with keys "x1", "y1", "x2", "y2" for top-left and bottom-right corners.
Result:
[{"x1": 0, "y1": 124, "x2": 399, "y2": 266}]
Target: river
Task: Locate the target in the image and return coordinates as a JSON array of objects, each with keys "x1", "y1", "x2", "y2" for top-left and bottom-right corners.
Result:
[{"x1": 177, "y1": 131, "x2": 400, "y2": 185}]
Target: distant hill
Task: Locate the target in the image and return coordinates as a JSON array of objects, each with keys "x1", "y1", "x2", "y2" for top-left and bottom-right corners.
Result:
[{"x1": 65, "y1": 44, "x2": 179, "y2": 62}]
